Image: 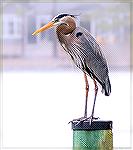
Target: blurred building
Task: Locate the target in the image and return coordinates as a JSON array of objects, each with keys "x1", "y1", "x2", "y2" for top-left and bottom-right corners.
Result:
[{"x1": 2, "y1": 3, "x2": 130, "y2": 70}]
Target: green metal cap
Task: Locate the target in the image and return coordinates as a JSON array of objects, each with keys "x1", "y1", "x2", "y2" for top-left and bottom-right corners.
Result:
[{"x1": 72, "y1": 120, "x2": 112, "y2": 131}]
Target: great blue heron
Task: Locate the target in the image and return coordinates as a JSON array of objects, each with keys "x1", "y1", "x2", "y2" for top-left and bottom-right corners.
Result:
[{"x1": 32, "y1": 13, "x2": 111, "y2": 124}]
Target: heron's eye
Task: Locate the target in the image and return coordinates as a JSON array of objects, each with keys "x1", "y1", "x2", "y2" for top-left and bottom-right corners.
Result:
[
  {"x1": 54, "y1": 18, "x2": 59, "y2": 22},
  {"x1": 70, "y1": 15, "x2": 75, "y2": 18}
]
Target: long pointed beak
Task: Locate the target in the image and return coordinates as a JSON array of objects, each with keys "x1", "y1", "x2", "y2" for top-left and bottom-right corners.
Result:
[{"x1": 32, "y1": 21, "x2": 54, "y2": 36}]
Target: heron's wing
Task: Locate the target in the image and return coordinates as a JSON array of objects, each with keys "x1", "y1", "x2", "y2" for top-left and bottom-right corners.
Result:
[{"x1": 66, "y1": 27, "x2": 109, "y2": 87}]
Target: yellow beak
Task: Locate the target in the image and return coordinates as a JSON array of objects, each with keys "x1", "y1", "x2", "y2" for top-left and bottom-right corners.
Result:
[{"x1": 32, "y1": 21, "x2": 54, "y2": 36}]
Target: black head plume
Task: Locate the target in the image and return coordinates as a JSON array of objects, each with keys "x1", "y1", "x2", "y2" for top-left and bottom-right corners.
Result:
[{"x1": 52, "y1": 13, "x2": 79, "y2": 22}]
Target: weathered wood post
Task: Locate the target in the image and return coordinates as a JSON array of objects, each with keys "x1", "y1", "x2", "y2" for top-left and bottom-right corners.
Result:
[{"x1": 72, "y1": 120, "x2": 113, "y2": 150}]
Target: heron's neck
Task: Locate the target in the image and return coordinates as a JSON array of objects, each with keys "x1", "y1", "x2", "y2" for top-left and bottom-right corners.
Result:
[{"x1": 56, "y1": 18, "x2": 76, "y2": 43}]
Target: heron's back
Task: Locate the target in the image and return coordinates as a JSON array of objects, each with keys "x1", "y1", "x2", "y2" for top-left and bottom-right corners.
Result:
[{"x1": 57, "y1": 27, "x2": 111, "y2": 96}]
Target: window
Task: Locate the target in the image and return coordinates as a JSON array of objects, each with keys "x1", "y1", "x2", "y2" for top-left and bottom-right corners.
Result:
[
  {"x1": 27, "y1": 16, "x2": 37, "y2": 43},
  {"x1": 35, "y1": 15, "x2": 52, "y2": 43},
  {"x1": 8, "y1": 22, "x2": 14, "y2": 34},
  {"x1": 3, "y1": 14, "x2": 22, "y2": 39}
]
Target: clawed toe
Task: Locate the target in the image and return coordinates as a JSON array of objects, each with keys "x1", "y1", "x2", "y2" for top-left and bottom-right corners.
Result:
[
  {"x1": 68, "y1": 116, "x2": 100, "y2": 125},
  {"x1": 68, "y1": 117, "x2": 85, "y2": 124}
]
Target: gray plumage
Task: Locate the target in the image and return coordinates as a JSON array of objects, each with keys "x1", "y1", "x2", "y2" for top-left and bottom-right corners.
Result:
[{"x1": 57, "y1": 26, "x2": 111, "y2": 96}]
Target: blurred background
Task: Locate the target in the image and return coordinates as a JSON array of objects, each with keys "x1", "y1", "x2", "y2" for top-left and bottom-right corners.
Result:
[
  {"x1": 2, "y1": 2, "x2": 130, "y2": 70},
  {"x1": 1, "y1": 1, "x2": 132, "y2": 150}
]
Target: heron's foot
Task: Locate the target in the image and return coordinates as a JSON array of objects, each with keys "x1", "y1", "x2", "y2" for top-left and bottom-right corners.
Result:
[{"x1": 68, "y1": 116, "x2": 100, "y2": 126}]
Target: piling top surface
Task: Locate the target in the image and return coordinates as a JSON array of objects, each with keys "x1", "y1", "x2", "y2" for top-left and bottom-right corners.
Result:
[{"x1": 72, "y1": 120, "x2": 113, "y2": 131}]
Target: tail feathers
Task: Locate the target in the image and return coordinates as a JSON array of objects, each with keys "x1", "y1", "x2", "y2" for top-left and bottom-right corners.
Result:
[{"x1": 104, "y1": 77, "x2": 111, "y2": 96}]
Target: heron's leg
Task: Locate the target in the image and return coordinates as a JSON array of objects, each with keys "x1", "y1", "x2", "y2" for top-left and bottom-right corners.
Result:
[
  {"x1": 68, "y1": 73, "x2": 89, "y2": 124},
  {"x1": 84, "y1": 72, "x2": 89, "y2": 118},
  {"x1": 68, "y1": 77, "x2": 99, "y2": 125},
  {"x1": 90, "y1": 78, "x2": 98, "y2": 124},
  {"x1": 72, "y1": 78, "x2": 98, "y2": 125}
]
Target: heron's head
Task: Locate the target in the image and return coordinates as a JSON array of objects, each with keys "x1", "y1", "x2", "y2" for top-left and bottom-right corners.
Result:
[{"x1": 32, "y1": 13, "x2": 76, "y2": 36}]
